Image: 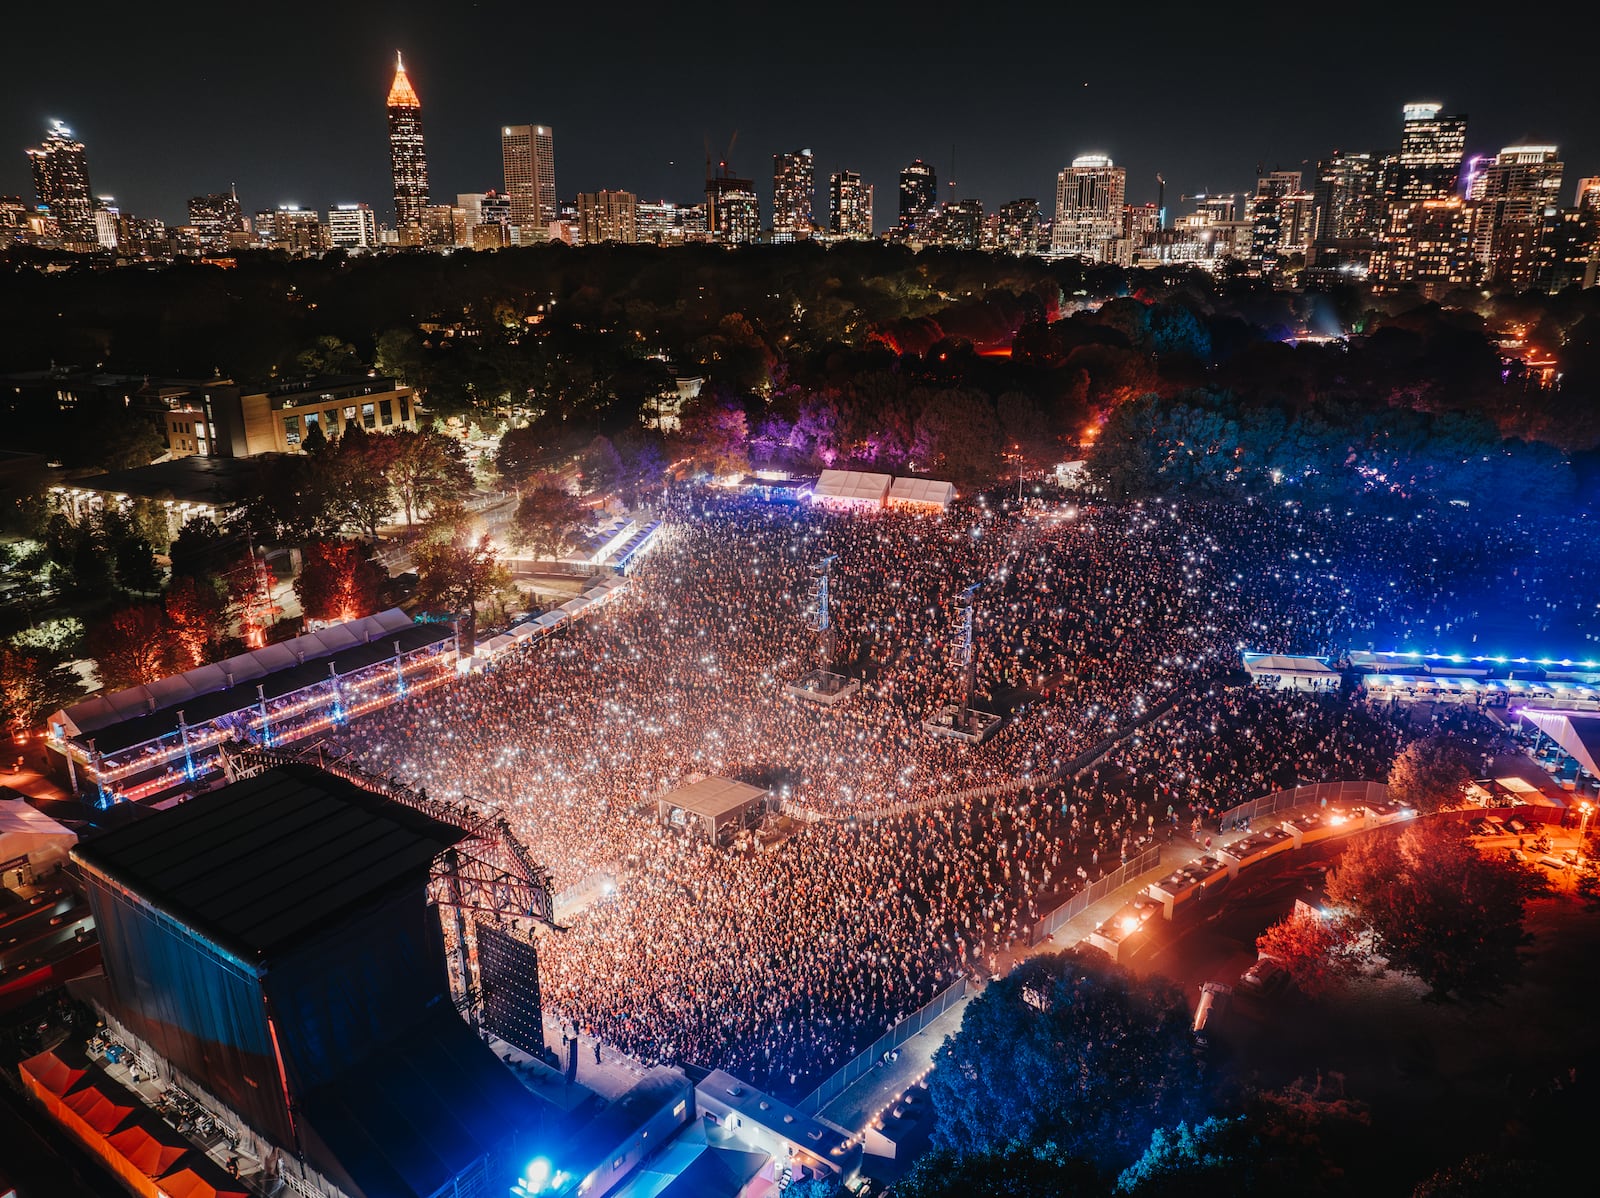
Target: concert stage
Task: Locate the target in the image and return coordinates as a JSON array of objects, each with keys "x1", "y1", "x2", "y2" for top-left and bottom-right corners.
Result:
[
  {"x1": 922, "y1": 703, "x2": 1003, "y2": 744},
  {"x1": 784, "y1": 669, "x2": 861, "y2": 706}
]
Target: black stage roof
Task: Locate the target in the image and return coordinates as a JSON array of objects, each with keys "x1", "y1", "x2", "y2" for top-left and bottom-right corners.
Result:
[
  {"x1": 73, "y1": 763, "x2": 466, "y2": 962},
  {"x1": 88, "y1": 622, "x2": 453, "y2": 756}
]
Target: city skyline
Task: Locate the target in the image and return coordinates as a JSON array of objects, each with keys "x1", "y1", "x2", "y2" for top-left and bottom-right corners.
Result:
[{"x1": 2, "y1": 2, "x2": 1593, "y2": 229}]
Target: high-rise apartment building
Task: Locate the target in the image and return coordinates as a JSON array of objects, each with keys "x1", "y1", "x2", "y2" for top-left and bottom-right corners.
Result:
[
  {"x1": 328, "y1": 203, "x2": 378, "y2": 250},
  {"x1": 92, "y1": 198, "x2": 121, "y2": 251},
  {"x1": 707, "y1": 174, "x2": 760, "y2": 245},
  {"x1": 578, "y1": 190, "x2": 638, "y2": 244},
  {"x1": 1471, "y1": 145, "x2": 1564, "y2": 290},
  {"x1": 272, "y1": 206, "x2": 328, "y2": 255},
  {"x1": 1312, "y1": 151, "x2": 1380, "y2": 244},
  {"x1": 1051, "y1": 154, "x2": 1126, "y2": 261},
  {"x1": 828, "y1": 170, "x2": 873, "y2": 240},
  {"x1": 501, "y1": 124, "x2": 557, "y2": 241},
  {"x1": 1371, "y1": 198, "x2": 1484, "y2": 297},
  {"x1": 1247, "y1": 171, "x2": 1315, "y2": 271},
  {"x1": 1576, "y1": 178, "x2": 1600, "y2": 213},
  {"x1": 993, "y1": 198, "x2": 1041, "y2": 255},
  {"x1": 898, "y1": 159, "x2": 938, "y2": 236},
  {"x1": 636, "y1": 202, "x2": 706, "y2": 246},
  {"x1": 386, "y1": 53, "x2": 430, "y2": 239},
  {"x1": 772, "y1": 149, "x2": 814, "y2": 241},
  {"x1": 26, "y1": 120, "x2": 95, "y2": 245},
  {"x1": 1392, "y1": 103, "x2": 1467, "y2": 202},
  {"x1": 187, "y1": 190, "x2": 246, "y2": 254},
  {"x1": 927, "y1": 199, "x2": 984, "y2": 250}
]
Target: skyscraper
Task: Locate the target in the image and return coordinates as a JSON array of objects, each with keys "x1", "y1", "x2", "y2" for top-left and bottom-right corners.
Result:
[
  {"x1": 1392, "y1": 103, "x2": 1468, "y2": 202},
  {"x1": 328, "y1": 203, "x2": 378, "y2": 250},
  {"x1": 828, "y1": 170, "x2": 873, "y2": 240},
  {"x1": 994, "y1": 198, "x2": 1041, "y2": 255},
  {"x1": 898, "y1": 159, "x2": 938, "y2": 236},
  {"x1": 501, "y1": 124, "x2": 557, "y2": 241},
  {"x1": 772, "y1": 149, "x2": 814, "y2": 241},
  {"x1": 26, "y1": 120, "x2": 95, "y2": 245},
  {"x1": 1312, "y1": 151, "x2": 1380, "y2": 244},
  {"x1": 578, "y1": 190, "x2": 638, "y2": 244},
  {"x1": 1051, "y1": 154, "x2": 1126, "y2": 261},
  {"x1": 188, "y1": 190, "x2": 246, "y2": 254},
  {"x1": 707, "y1": 173, "x2": 760, "y2": 245},
  {"x1": 1472, "y1": 145, "x2": 1565, "y2": 290},
  {"x1": 1576, "y1": 178, "x2": 1600, "y2": 213},
  {"x1": 386, "y1": 52, "x2": 430, "y2": 239}
]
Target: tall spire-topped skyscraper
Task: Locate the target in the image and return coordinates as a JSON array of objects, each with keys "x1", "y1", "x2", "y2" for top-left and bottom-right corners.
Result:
[
  {"x1": 387, "y1": 51, "x2": 429, "y2": 239},
  {"x1": 26, "y1": 120, "x2": 95, "y2": 245}
]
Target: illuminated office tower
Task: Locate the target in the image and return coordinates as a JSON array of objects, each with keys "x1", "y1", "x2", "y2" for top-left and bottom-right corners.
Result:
[
  {"x1": 387, "y1": 52, "x2": 430, "y2": 238},
  {"x1": 1471, "y1": 145, "x2": 1563, "y2": 289},
  {"x1": 1312, "y1": 151, "x2": 1379, "y2": 243},
  {"x1": 188, "y1": 190, "x2": 246, "y2": 254},
  {"x1": 501, "y1": 124, "x2": 557, "y2": 240},
  {"x1": 25, "y1": 119, "x2": 95, "y2": 244},
  {"x1": 771, "y1": 149, "x2": 814, "y2": 241},
  {"x1": 328, "y1": 203, "x2": 378, "y2": 250},
  {"x1": 828, "y1": 170, "x2": 873, "y2": 240},
  {"x1": 578, "y1": 190, "x2": 638, "y2": 244},
  {"x1": 1051, "y1": 154, "x2": 1126, "y2": 261},
  {"x1": 1577, "y1": 178, "x2": 1600, "y2": 213},
  {"x1": 994, "y1": 198, "x2": 1041, "y2": 254},
  {"x1": 898, "y1": 159, "x2": 938, "y2": 236},
  {"x1": 1392, "y1": 103, "x2": 1468, "y2": 201}
]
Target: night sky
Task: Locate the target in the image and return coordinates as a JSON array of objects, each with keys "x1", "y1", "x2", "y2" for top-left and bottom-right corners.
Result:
[{"x1": 5, "y1": 1, "x2": 1595, "y2": 229}]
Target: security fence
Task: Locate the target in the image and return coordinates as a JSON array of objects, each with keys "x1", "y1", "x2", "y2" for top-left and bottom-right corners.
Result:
[
  {"x1": 1216, "y1": 780, "x2": 1389, "y2": 833},
  {"x1": 1028, "y1": 844, "x2": 1164, "y2": 946}
]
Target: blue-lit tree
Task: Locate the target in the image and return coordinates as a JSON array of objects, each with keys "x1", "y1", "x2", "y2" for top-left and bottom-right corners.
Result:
[{"x1": 927, "y1": 950, "x2": 1206, "y2": 1172}]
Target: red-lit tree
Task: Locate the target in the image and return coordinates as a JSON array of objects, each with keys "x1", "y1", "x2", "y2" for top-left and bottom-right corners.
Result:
[
  {"x1": 1255, "y1": 906, "x2": 1364, "y2": 997},
  {"x1": 86, "y1": 605, "x2": 172, "y2": 692},
  {"x1": 163, "y1": 575, "x2": 228, "y2": 669},
  {"x1": 293, "y1": 540, "x2": 387, "y2": 624}
]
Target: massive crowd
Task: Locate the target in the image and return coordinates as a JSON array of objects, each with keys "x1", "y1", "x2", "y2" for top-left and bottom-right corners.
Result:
[{"x1": 328, "y1": 489, "x2": 1595, "y2": 1097}]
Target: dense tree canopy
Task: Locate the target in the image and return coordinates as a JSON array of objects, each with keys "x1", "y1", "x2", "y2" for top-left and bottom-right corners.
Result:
[{"x1": 928, "y1": 951, "x2": 1205, "y2": 1171}]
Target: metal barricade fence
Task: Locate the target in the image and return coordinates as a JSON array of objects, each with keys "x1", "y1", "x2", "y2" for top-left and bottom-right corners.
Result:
[
  {"x1": 795, "y1": 977, "x2": 970, "y2": 1116},
  {"x1": 1215, "y1": 780, "x2": 1389, "y2": 833},
  {"x1": 1029, "y1": 844, "x2": 1163, "y2": 946}
]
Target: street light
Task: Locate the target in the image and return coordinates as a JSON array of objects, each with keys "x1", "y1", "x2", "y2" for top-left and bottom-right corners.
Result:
[{"x1": 1577, "y1": 800, "x2": 1595, "y2": 869}]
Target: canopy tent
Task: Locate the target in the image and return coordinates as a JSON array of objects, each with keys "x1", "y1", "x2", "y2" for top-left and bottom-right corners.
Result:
[
  {"x1": 0, "y1": 800, "x2": 76, "y2": 875},
  {"x1": 1520, "y1": 709, "x2": 1600, "y2": 779},
  {"x1": 19, "y1": 1048, "x2": 86, "y2": 1097},
  {"x1": 50, "y1": 608, "x2": 417, "y2": 738},
  {"x1": 812, "y1": 469, "x2": 891, "y2": 509},
  {"x1": 63, "y1": 1084, "x2": 135, "y2": 1134},
  {"x1": 657, "y1": 777, "x2": 769, "y2": 842},
  {"x1": 887, "y1": 476, "x2": 956, "y2": 510},
  {"x1": 107, "y1": 1125, "x2": 189, "y2": 1178},
  {"x1": 1242, "y1": 653, "x2": 1340, "y2": 690}
]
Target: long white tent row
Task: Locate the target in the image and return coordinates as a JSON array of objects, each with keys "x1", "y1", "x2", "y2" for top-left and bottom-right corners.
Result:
[
  {"x1": 811, "y1": 469, "x2": 957, "y2": 512},
  {"x1": 1361, "y1": 673, "x2": 1600, "y2": 710}
]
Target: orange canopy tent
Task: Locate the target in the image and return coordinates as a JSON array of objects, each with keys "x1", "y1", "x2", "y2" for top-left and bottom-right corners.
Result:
[
  {"x1": 18, "y1": 1049, "x2": 87, "y2": 1098},
  {"x1": 108, "y1": 1124, "x2": 190, "y2": 1178},
  {"x1": 63, "y1": 1084, "x2": 136, "y2": 1135}
]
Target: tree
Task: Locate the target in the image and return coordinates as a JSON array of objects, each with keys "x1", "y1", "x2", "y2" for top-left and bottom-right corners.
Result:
[
  {"x1": 1326, "y1": 820, "x2": 1545, "y2": 1001},
  {"x1": 294, "y1": 334, "x2": 363, "y2": 375},
  {"x1": 86, "y1": 605, "x2": 172, "y2": 691},
  {"x1": 579, "y1": 435, "x2": 625, "y2": 495},
  {"x1": 1387, "y1": 737, "x2": 1473, "y2": 813},
  {"x1": 169, "y1": 517, "x2": 228, "y2": 578},
  {"x1": 1116, "y1": 1117, "x2": 1251, "y2": 1196},
  {"x1": 412, "y1": 508, "x2": 509, "y2": 652},
  {"x1": 294, "y1": 540, "x2": 386, "y2": 624},
  {"x1": 510, "y1": 487, "x2": 592, "y2": 560},
  {"x1": 113, "y1": 533, "x2": 161, "y2": 595},
  {"x1": 676, "y1": 397, "x2": 750, "y2": 476},
  {"x1": 1254, "y1": 907, "x2": 1364, "y2": 997},
  {"x1": 0, "y1": 646, "x2": 80, "y2": 737},
  {"x1": 1413, "y1": 1153, "x2": 1564, "y2": 1197},
  {"x1": 330, "y1": 427, "x2": 400, "y2": 542},
  {"x1": 894, "y1": 1140, "x2": 1106, "y2": 1198},
  {"x1": 163, "y1": 575, "x2": 228, "y2": 669},
  {"x1": 387, "y1": 429, "x2": 472, "y2": 525},
  {"x1": 928, "y1": 951, "x2": 1206, "y2": 1171}
]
